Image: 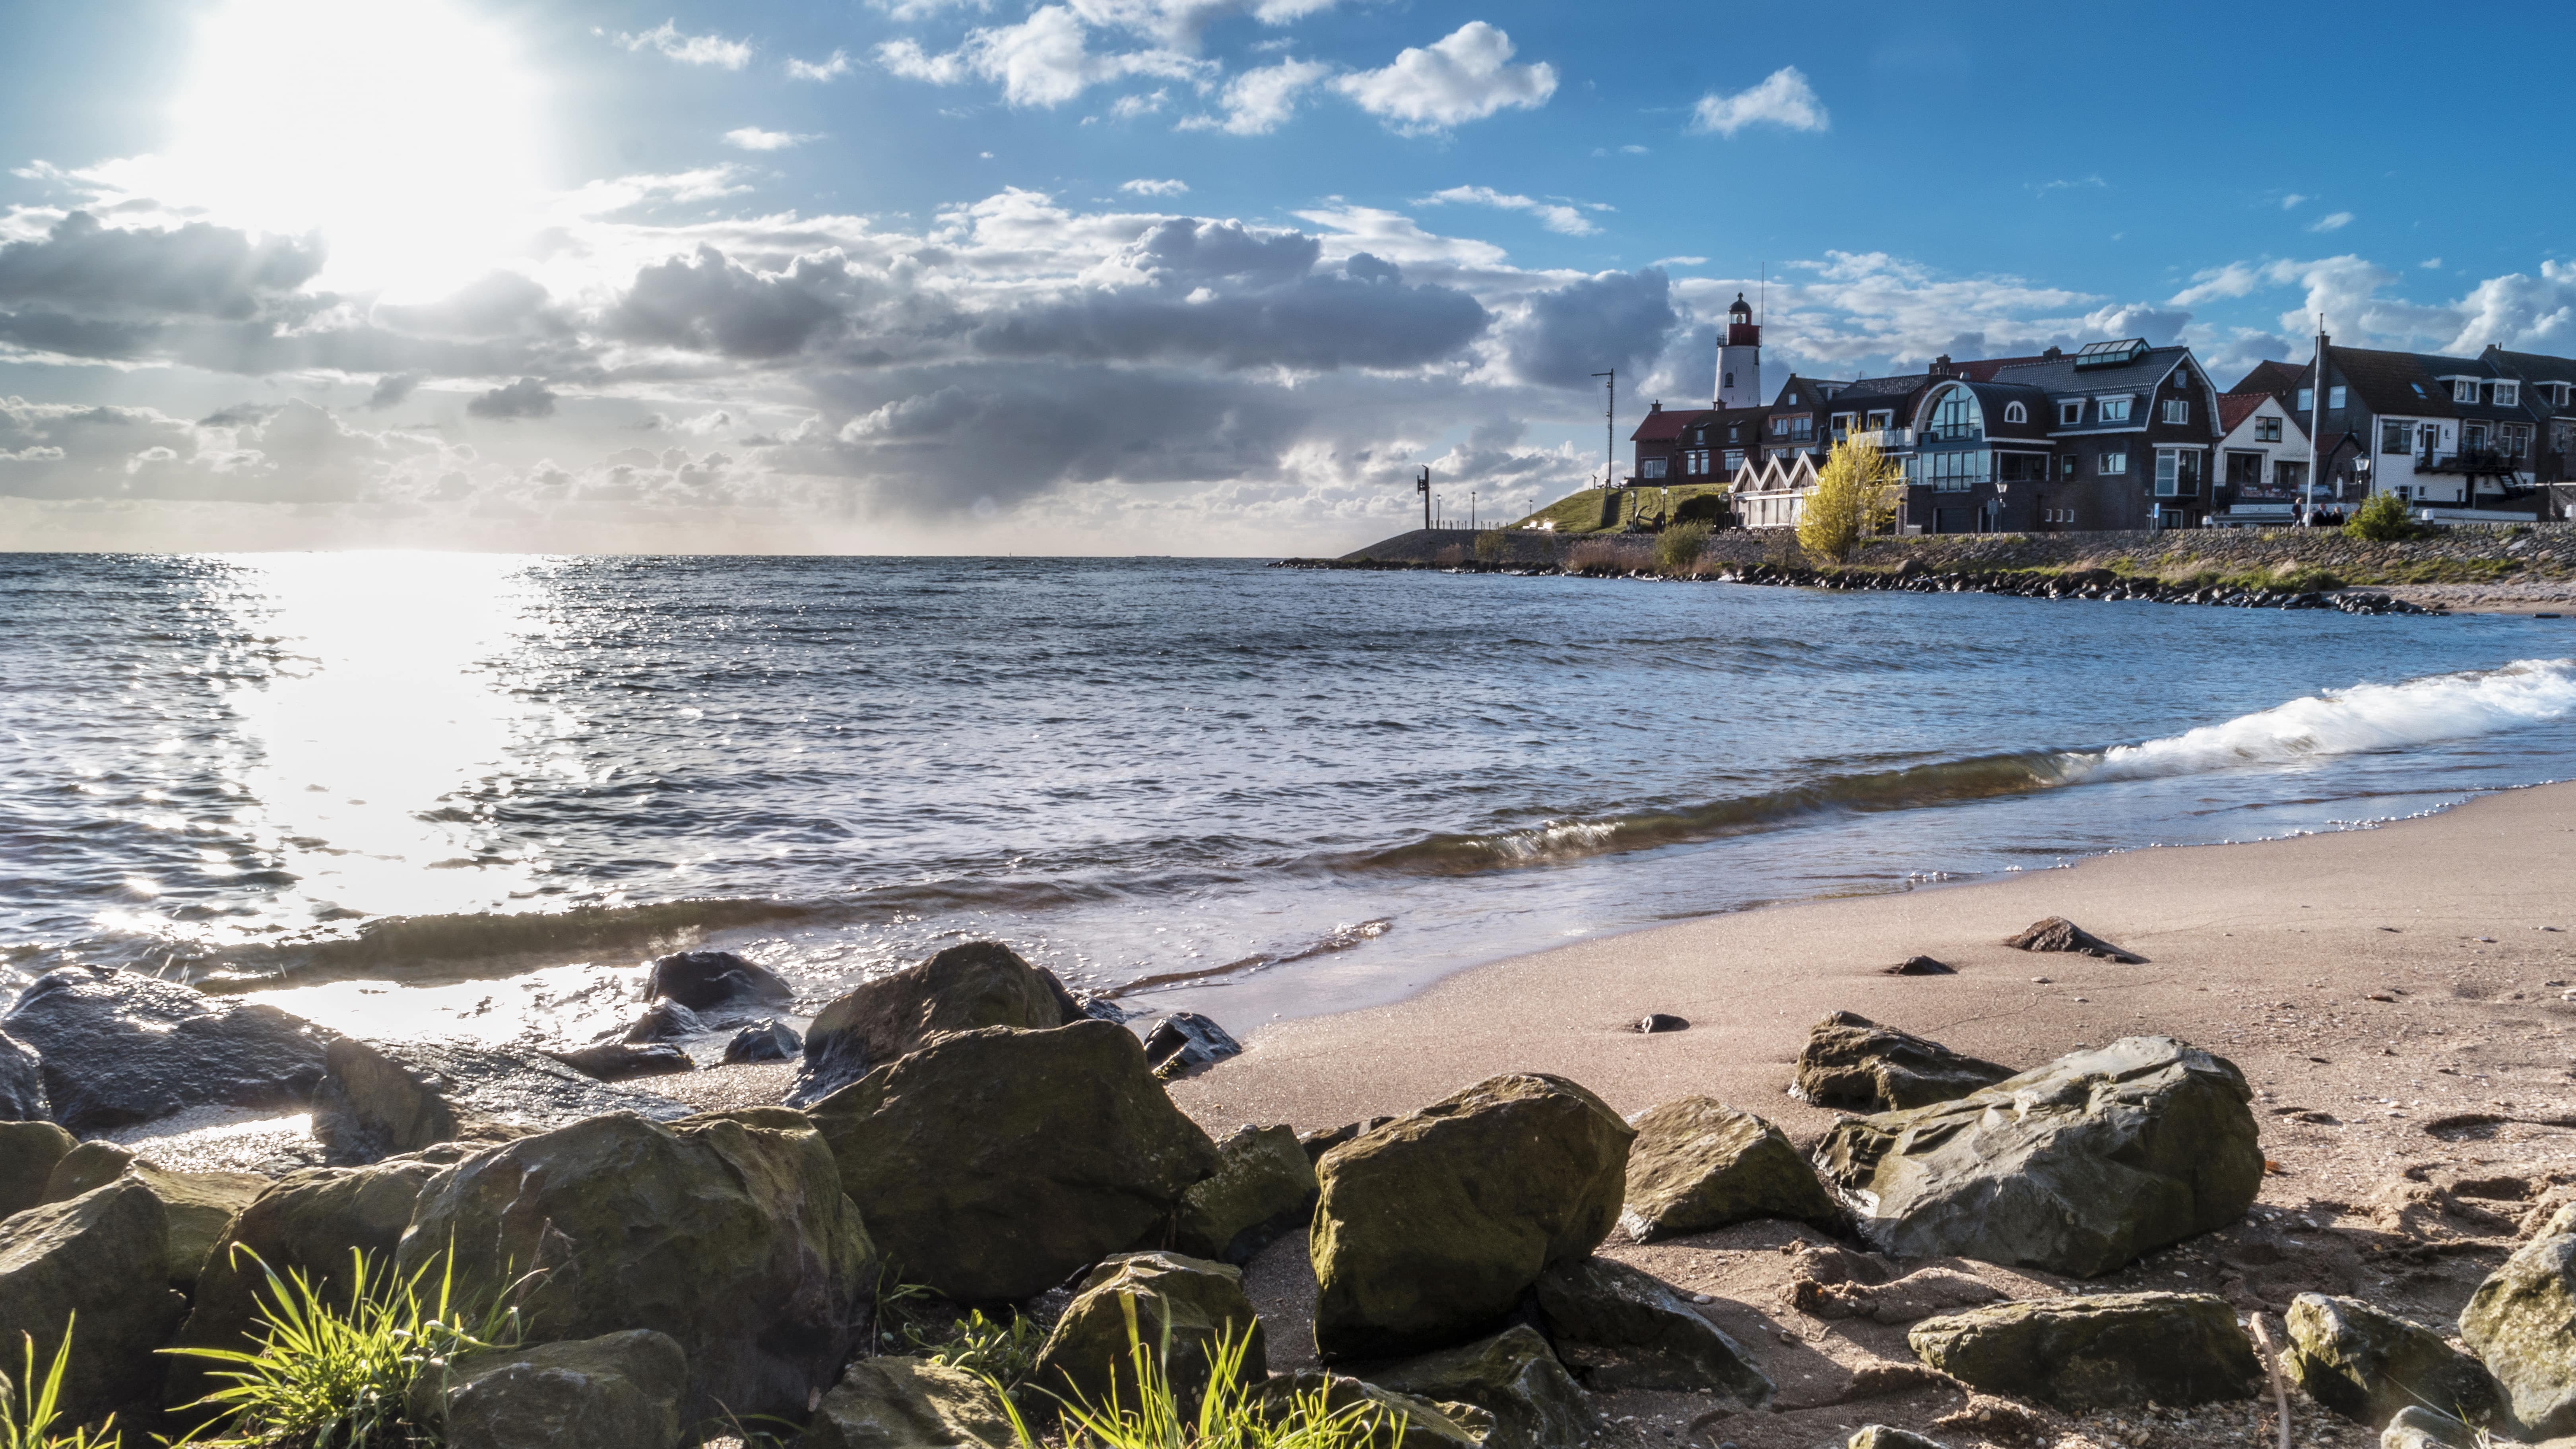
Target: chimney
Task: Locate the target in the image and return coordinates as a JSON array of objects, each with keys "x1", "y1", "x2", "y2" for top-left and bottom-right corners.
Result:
[
  {"x1": 1930, "y1": 354, "x2": 1952, "y2": 378},
  {"x1": 1650, "y1": 400, "x2": 1661, "y2": 413},
  {"x1": 2043, "y1": 345, "x2": 2062, "y2": 359}
]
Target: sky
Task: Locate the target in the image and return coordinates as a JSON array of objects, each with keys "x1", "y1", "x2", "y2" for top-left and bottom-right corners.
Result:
[{"x1": 1, "y1": 1, "x2": 2572, "y2": 556}]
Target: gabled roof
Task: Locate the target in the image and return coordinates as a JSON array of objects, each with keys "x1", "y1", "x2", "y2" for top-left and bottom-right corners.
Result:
[
  {"x1": 2227, "y1": 359, "x2": 2306, "y2": 399},
  {"x1": 2217, "y1": 394, "x2": 2266, "y2": 435},
  {"x1": 1629, "y1": 405, "x2": 1705, "y2": 443},
  {"x1": 2317, "y1": 349, "x2": 2464, "y2": 418},
  {"x1": 2487, "y1": 348, "x2": 2576, "y2": 386},
  {"x1": 1989, "y1": 343, "x2": 2194, "y2": 397}
]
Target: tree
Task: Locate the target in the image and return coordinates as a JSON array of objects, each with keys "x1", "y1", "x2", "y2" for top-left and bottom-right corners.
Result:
[
  {"x1": 1798, "y1": 435, "x2": 1904, "y2": 561},
  {"x1": 2344, "y1": 490, "x2": 2422, "y2": 541}
]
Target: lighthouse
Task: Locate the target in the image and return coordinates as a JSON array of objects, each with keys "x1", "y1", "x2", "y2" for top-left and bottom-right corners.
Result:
[{"x1": 1717, "y1": 293, "x2": 1761, "y2": 409}]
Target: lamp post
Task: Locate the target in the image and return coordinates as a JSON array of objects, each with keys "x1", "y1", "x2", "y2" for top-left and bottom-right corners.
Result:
[{"x1": 1416, "y1": 466, "x2": 1430, "y2": 531}]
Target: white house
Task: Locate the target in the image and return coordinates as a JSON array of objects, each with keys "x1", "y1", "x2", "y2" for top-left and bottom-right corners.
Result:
[
  {"x1": 1729, "y1": 452, "x2": 1820, "y2": 530},
  {"x1": 2209, "y1": 392, "x2": 2310, "y2": 525}
]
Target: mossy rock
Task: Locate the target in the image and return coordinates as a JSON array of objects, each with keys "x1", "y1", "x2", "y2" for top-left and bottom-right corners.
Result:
[
  {"x1": 1311, "y1": 1073, "x2": 1631, "y2": 1361},
  {"x1": 790, "y1": 941, "x2": 1082, "y2": 1106},
  {"x1": 807, "y1": 1022, "x2": 1218, "y2": 1303},
  {"x1": 1168, "y1": 1123, "x2": 1317, "y2": 1264},
  {"x1": 1032, "y1": 1251, "x2": 1265, "y2": 1422},
  {"x1": 1532, "y1": 1255, "x2": 1769, "y2": 1402},
  {"x1": 409, "y1": 1329, "x2": 687, "y2": 1449},
  {"x1": 397, "y1": 1110, "x2": 873, "y2": 1429},
  {"x1": 0, "y1": 1119, "x2": 72, "y2": 1220},
  {"x1": 797, "y1": 1356, "x2": 1018, "y2": 1449},
  {"x1": 2462, "y1": 1222, "x2": 2576, "y2": 1434},
  {"x1": 1791, "y1": 1012, "x2": 2013, "y2": 1112},
  {"x1": 1619, "y1": 1097, "x2": 1837, "y2": 1240},
  {"x1": 2284, "y1": 1292, "x2": 2502, "y2": 1428},
  {"x1": 0, "y1": 1178, "x2": 187, "y2": 1428},
  {"x1": 1368, "y1": 1325, "x2": 1588, "y2": 1449},
  {"x1": 1907, "y1": 1292, "x2": 2260, "y2": 1409},
  {"x1": 1814, "y1": 1037, "x2": 2262, "y2": 1276}
]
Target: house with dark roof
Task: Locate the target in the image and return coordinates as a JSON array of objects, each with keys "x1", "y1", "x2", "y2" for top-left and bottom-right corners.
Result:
[
  {"x1": 2239, "y1": 338, "x2": 2547, "y2": 519},
  {"x1": 2482, "y1": 347, "x2": 2576, "y2": 508}
]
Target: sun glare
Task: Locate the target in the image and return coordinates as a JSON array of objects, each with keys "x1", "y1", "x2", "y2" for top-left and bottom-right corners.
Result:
[{"x1": 149, "y1": 0, "x2": 547, "y2": 298}]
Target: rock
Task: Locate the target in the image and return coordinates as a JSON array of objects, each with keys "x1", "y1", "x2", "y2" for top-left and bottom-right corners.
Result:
[
  {"x1": 1884, "y1": 956, "x2": 1955, "y2": 977},
  {"x1": 1253, "y1": 1373, "x2": 1490, "y2": 1449},
  {"x1": 1310, "y1": 1073, "x2": 1632, "y2": 1361},
  {"x1": 1168, "y1": 1124, "x2": 1318, "y2": 1265},
  {"x1": 622, "y1": 999, "x2": 705, "y2": 1043},
  {"x1": 2382, "y1": 1405, "x2": 2477, "y2": 1449},
  {"x1": 1848, "y1": 1429, "x2": 1948, "y2": 1449},
  {"x1": 1081, "y1": 996, "x2": 1135, "y2": 1024},
  {"x1": 397, "y1": 1110, "x2": 873, "y2": 1427},
  {"x1": 1906, "y1": 1292, "x2": 2262, "y2": 1409},
  {"x1": 0, "y1": 1179, "x2": 188, "y2": 1426},
  {"x1": 2003, "y1": 916, "x2": 2142, "y2": 962},
  {"x1": 1299, "y1": 1118, "x2": 1394, "y2": 1163},
  {"x1": 798, "y1": 1356, "x2": 1017, "y2": 1449},
  {"x1": 545, "y1": 1041, "x2": 697, "y2": 1081},
  {"x1": 790, "y1": 941, "x2": 1082, "y2": 1107},
  {"x1": 806, "y1": 1021, "x2": 1217, "y2": 1303},
  {"x1": 1790, "y1": 1012, "x2": 2014, "y2": 1113},
  {"x1": 2460, "y1": 1215, "x2": 2576, "y2": 1434},
  {"x1": 169, "y1": 1146, "x2": 472, "y2": 1402},
  {"x1": 2, "y1": 966, "x2": 334, "y2": 1133},
  {"x1": 724, "y1": 1019, "x2": 801, "y2": 1064},
  {"x1": 0, "y1": 1119, "x2": 74, "y2": 1219},
  {"x1": 1531, "y1": 1255, "x2": 1771, "y2": 1402},
  {"x1": 310, "y1": 1036, "x2": 690, "y2": 1165},
  {"x1": 1814, "y1": 1036, "x2": 2263, "y2": 1276},
  {"x1": 2284, "y1": 1293, "x2": 2502, "y2": 1428},
  {"x1": 1798, "y1": 1267, "x2": 2004, "y2": 1326},
  {"x1": 1143, "y1": 1012, "x2": 1242, "y2": 1078},
  {"x1": 410, "y1": 1329, "x2": 686, "y2": 1449},
  {"x1": 640, "y1": 950, "x2": 793, "y2": 1016},
  {"x1": 1369, "y1": 1325, "x2": 1589, "y2": 1449},
  {"x1": 39, "y1": 1140, "x2": 132, "y2": 1203},
  {"x1": 1032, "y1": 1252, "x2": 1265, "y2": 1419},
  {"x1": 1635, "y1": 1013, "x2": 1689, "y2": 1034},
  {"x1": 1619, "y1": 1097, "x2": 1839, "y2": 1241},
  {"x1": 0, "y1": 1028, "x2": 46, "y2": 1121}
]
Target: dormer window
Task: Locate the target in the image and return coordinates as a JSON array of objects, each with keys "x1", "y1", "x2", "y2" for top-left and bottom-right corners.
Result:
[
  {"x1": 2003, "y1": 401, "x2": 2027, "y2": 425},
  {"x1": 2498, "y1": 382, "x2": 2520, "y2": 407},
  {"x1": 2059, "y1": 400, "x2": 2083, "y2": 425},
  {"x1": 2099, "y1": 396, "x2": 2134, "y2": 423},
  {"x1": 2454, "y1": 379, "x2": 2481, "y2": 404}
]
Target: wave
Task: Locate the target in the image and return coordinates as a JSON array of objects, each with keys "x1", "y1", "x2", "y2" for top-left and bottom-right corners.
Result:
[{"x1": 1361, "y1": 658, "x2": 2576, "y2": 876}]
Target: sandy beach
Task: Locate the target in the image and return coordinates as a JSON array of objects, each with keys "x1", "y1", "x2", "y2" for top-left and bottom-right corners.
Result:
[{"x1": 1170, "y1": 781, "x2": 2576, "y2": 1448}]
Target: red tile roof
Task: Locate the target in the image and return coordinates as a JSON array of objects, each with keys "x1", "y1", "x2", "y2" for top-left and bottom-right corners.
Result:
[
  {"x1": 2217, "y1": 394, "x2": 2266, "y2": 435},
  {"x1": 1629, "y1": 406, "x2": 1706, "y2": 442}
]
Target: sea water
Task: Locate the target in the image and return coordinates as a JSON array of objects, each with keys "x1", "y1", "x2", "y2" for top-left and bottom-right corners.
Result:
[{"x1": 5, "y1": 551, "x2": 2574, "y2": 1046}]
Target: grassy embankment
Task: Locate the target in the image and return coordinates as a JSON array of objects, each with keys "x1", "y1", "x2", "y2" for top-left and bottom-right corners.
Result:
[{"x1": 1507, "y1": 483, "x2": 1734, "y2": 536}]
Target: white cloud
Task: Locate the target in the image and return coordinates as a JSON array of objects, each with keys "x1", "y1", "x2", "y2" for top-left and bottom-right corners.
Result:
[
  {"x1": 871, "y1": 0, "x2": 992, "y2": 19},
  {"x1": 1688, "y1": 66, "x2": 1826, "y2": 138},
  {"x1": 1111, "y1": 89, "x2": 1170, "y2": 117},
  {"x1": 2308, "y1": 211, "x2": 2354, "y2": 233},
  {"x1": 1333, "y1": 23, "x2": 1556, "y2": 134},
  {"x1": 1620, "y1": 144, "x2": 1648, "y2": 155},
  {"x1": 1121, "y1": 178, "x2": 1189, "y2": 196},
  {"x1": 1418, "y1": 185, "x2": 1597, "y2": 237},
  {"x1": 1177, "y1": 57, "x2": 1332, "y2": 135},
  {"x1": 786, "y1": 50, "x2": 853, "y2": 81},
  {"x1": 1652, "y1": 256, "x2": 1707, "y2": 268},
  {"x1": 876, "y1": 6, "x2": 1211, "y2": 107},
  {"x1": 2421, "y1": 258, "x2": 2442, "y2": 270},
  {"x1": 724, "y1": 128, "x2": 821, "y2": 151},
  {"x1": 2280, "y1": 194, "x2": 2307, "y2": 210},
  {"x1": 1067, "y1": 0, "x2": 1342, "y2": 50},
  {"x1": 615, "y1": 21, "x2": 753, "y2": 70},
  {"x1": 2031, "y1": 175, "x2": 2107, "y2": 195}
]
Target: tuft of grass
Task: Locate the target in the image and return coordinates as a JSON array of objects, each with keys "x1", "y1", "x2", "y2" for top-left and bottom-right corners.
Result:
[
  {"x1": 998, "y1": 1295, "x2": 1403, "y2": 1449},
  {"x1": 908, "y1": 1309, "x2": 1047, "y2": 1390},
  {"x1": 3, "y1": 1317, "x2": 114, "y2": 1449},
  {"x1": 1652, "y1": 521, "x2": 1712, "y2": 576},
  {"x1": 164, "y1": 1245, "x2": 522, "y2": 1448}
]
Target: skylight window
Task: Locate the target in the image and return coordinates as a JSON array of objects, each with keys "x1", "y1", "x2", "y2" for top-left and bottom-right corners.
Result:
[{"x1": 2073, "y1": 339, "x2": 2149, "y2": 369}]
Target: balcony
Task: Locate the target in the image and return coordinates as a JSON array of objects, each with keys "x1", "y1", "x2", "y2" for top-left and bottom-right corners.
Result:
[
  {"x1": 1845, "y1": 427, "x2": 1914, "y2": 450},
  {"x1": 2418, "y1": 447, "x2": 2528, "y2": 475}
]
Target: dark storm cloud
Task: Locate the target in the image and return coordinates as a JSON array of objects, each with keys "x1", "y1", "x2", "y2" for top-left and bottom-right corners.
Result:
[
  {"x1": 0, "y1": 211, "x2": 324, "y2": 319},
  {"x1": 1505, "y1": 266, "x2": 1678, "y2": 389},
  {"x1": 610, "y1": 245, "x2": 853, "y2": 359},
  {"x1": 467, "y1": 376, "x2": 558, "y2": 418}
]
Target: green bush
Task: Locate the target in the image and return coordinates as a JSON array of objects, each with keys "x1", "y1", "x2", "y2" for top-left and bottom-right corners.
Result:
[
  {"x1": 3, "y1": 1317, "x2": 113, "y2": 1449},
  {"x1": 1653, "y1": 520, "x2": 1713, "y2": 576},
  {"x1": 2344, "y1": 491, "x2": 2422, "y2": 541},
  {"x1": 1672, "y1": 493, "x2": 1728, "y2": 524},
  {"x1": 1473, "y1": 529, "x2": 1511, "y2": 565}
]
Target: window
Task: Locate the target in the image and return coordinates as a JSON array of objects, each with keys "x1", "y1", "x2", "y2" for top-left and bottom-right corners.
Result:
[
  {"x1": 1923, "y1": 450, "x2": 1989, "y2": 491},
  {"x1": 1831, "y1": 412, "x2": 1855, "y2": 438},
  {"x1": 2395, "y1": 484, "x2": 2412, "y2": 502},
  {"x1": 2099, "y1": 396, "x2": 2134, "y2": 423},
  {"x1": 2162, "y1": 399, "x2": 2189, "y2": 425},
  {"x1": 2465, "y1": 423, "x2": 2489, "y2": 452},
  {"x1": 2454, "y1": 379, "x2": 2481, "y2": 404},
  {"x1": 1790, "y1": 415, "x2": 1813, "y2": 440},
  {"x1": 2329, "y1": 386, "x2": 2346, "y2": 409},
  {"x1": 2059, "y1": 400, "x2": 2083, "y2": 425},
  {"x1": 1997, "y1": 452, "x2": 2048, "y2": 482},
  {"x1": 2059, "y1": 454, "x2": 2079, "y2": 481},
  {"x1": 2154, "y1": 449, "x2": 2202, "y2": 497},
  {"x1": 1641, "y1": 457, "x2": 1667, "y2": 479},
  {"x1": 2255, "y1": 416, "x2": 2282, "y2": 443},
  {"x1": 2296, "y1": 388, "x2": 2314, "y2": 413},
  {"x1": 2548, "y1": 383, "x2": 2572, "y2": 407},
  {"x1": 2004, "y1": 401, "x2": 2028, "y2": 425},
  {"x1": 2275, "y1": 461, "x2": 2308, "y2": 490},
  {"x1": 2501, "y1": 423, "x2": 2533, "y2": 459},
  {"x1": 1928, "y1": 388, "x2": 1981, "y2": 439},
  {"x1": 2498, "y1": 382, "x2": 2520, "y2": 407},
  {"x1": 1723, "y1": 449, "x2": 1744, "y2": 473},
  {"x1": 1722, "y1": 371, "x2": 1734, "y2": 390},
  {"x1": 2099, "y1": 451, "x2": 2129, "y2": 475},
  {"x1": 1866, "y1": 410, "x2": 1893, "y2": 429},
  {"x1": 2382, "y1": 420, "x2": 2414, "y2": 454}
]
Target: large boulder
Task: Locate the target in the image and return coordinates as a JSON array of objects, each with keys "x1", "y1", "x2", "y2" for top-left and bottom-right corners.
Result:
[
  {"x1": 2460, "y1": 1214, "x2": 2576, "y2": 1434},
  {"x1": 1032, "y1": 1252, "x2": 1265, "y2": 1419},
  {"x1": 1167, "y1": 1124, "x2": 1318, "y2": 1265},
  {"x1": 1310, "y1": 1073, "x2": 1632, "y2": 1362},
  {"x1": 806, "y1": 1021, "x2": 1218, "y2": 1302},
  {"x1": 789, "y1": 942, "x2": 1081, "y2": 1106},
  {"x1": 1791, "y1": 1012, "x2": 2013, "y2": 1112},
  {"x1": 2284, "y1": 1293, "x2": 2503, "y2": 1428},
  {"x1": 39, "y1": 1149, "x2": 266, "y2": 1286},
  {"x1": 408, "y1": 1329, "x2": 687, "y2": 1449},
  {"x1": 642, "y1": 950, "x2": 794, "y2": 1016},
  {"x1": 797, "y1": 1356, "x2": 1017, "y2": 1449},
  {"x1": 1813, "y1": 1036, "x2": 2263, "y2": 1276},
  {"x1": 725, "y1": 1020, "x2": 802, "y2": 1064},
  {"x1": 1531, "y1": 1255, "x2": 1771, "y2": 1402},
  {"x1": 0, "y1": 1119, "x2": 74, "y2": 1218},
  {"x1": 310, "y1": 1036, "x2": 690, "y2": 1164},
  {"x1": 0, "y1": 1179, "x2": 188, "y2": 1426},
  {"x1": 39, "y1": 1140, "x2": 132, "y2": 1203},
  {"x1": 1907, "y1": 1292, "x2": 2262, "y2": 1409},
  {"x1": 396, "y1": 1110, "x2": 874, "y2": 1428},
  {"x1": 0, "y1": 1028, "x2": 46, "y2": 1121},
  {"x1": 1369, "y1": 1325, "x2": 1589, "y2": 1449},
  {"x1": 544, "y1": 1041, "x2": 696, "y2": 1082},
  {"x1": 1619, "y1": 1097, "x2": 1838, "y2": 1241},
  {"x1": 2, "y1": 966, "x2": 334, "y2": 1133}
]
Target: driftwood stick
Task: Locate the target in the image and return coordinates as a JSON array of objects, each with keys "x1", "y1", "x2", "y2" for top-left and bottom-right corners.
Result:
[{"x1": 2248, "y1": 1313, "x2": 2291, "y2": 1449}]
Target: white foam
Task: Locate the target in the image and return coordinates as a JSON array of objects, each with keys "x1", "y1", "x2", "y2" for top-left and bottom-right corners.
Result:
[{"x1": 2081, "y1": 658, "x2": 2576, "y2": 782}]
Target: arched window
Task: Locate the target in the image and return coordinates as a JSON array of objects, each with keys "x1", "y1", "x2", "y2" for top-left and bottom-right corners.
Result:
[
  {"x1": 2004, "y1": 401, "x2": 2027, "y2": 425},
  {"x1": 1926, "y1": 384, "x2": 1983, "y2": 440}
]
